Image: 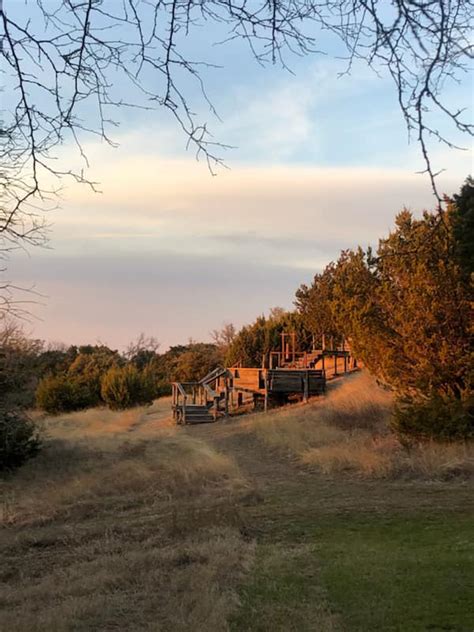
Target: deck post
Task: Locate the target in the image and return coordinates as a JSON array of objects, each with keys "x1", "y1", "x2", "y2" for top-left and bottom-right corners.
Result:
[
  {"x1": 264, "y1": 375, "x2": 269, "y2": 412},
  {"x1": 303, "y1": 371, "x2": 309, "y2": 402},
  {"x1": 322, "y1": 334, "x2": 326, "y2": 373},
  {"x1": 224, "y1": 377, "x2": 229, "y2": 416}
]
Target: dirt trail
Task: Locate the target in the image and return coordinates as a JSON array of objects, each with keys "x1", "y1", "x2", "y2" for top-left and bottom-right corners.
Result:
[
  {"x1": 131, "y1": 397, "x2": 175, "y2": 433},
  {"x1": 184, "y1": 409, "x2": 474, "y2": 524},
  {"x1": 188, "y1": 418, "x2": 306, "y2": 494}
]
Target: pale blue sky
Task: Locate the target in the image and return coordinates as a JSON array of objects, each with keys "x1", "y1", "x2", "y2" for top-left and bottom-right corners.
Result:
[{"x1": 6, "y1": 1, "x2": 473, "y2": 349}]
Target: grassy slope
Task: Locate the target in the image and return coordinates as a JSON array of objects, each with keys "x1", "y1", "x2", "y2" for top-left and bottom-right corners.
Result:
[
  {"x1": 2, "y1": 376, "x2": 474, "y2": 631},
  {"x1": 0, "y1": 400, "x2": 254, "y2": 631}
]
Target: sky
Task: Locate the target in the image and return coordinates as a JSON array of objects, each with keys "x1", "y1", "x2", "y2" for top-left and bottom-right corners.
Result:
[{"x1": 6, "y1": 3, "x2": 473, "y2": 350}]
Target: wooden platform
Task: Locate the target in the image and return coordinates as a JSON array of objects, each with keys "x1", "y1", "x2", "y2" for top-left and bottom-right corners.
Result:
[{"x1": 171, "y1": 333, "x2": 358, "y2": 424}]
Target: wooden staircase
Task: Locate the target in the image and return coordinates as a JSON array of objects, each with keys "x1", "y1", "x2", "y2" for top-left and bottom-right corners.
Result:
[
  {"x1": 178, "y1": 404, "x2": 214, "y2": 425},
  {"x1": 172, "y1": 366, "x2": 232, "y2": 425}
]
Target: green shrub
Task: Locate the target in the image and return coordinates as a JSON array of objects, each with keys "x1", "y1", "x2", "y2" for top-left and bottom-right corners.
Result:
[
  {"x1": 101, "y1": 365, "x2": 155, "y2": 410},
  {"x1": 0, "y1": 409, "x2": 41, "y2": 471},
  {"x1": 36, "y1": 375, "x2": 96, "y2": 414},
  {"x1": 67, "y1": 351, "x2": 119, "y2": 403},
  {"x1": 392, "y1": 393, "x2": 474, "y2": 442}
]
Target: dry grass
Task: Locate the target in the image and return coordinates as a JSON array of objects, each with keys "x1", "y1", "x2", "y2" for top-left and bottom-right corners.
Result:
[
  {"x1": 315, "y1": 373, "x2": 392, "y2": 431},
  {"x1": 30, "y1": 396, "x2": 174, "y2": 439},
  {"x1": 0, "y1": 401, "x2": 254, "y2": 631},
  {"x1": 247, "y1": 372, "x2": 474, "y2": 480}
]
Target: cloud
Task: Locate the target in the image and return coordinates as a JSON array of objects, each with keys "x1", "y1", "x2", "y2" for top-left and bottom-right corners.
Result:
[
  {"x1": 12, "y1": 251, "x2": 310, "y2": 349},
  {"x1": 56, "y1": 148, "x2": 463, "y2": 252}
]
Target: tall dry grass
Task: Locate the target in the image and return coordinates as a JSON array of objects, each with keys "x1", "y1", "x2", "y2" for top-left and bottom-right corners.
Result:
[
  {"x1": 30, "y1": 395, "x2": 174, "y2": 439},
  {"x1": 247, "y1": 372, "x2": 474, "y2": 480},
  {"x1": 0, "y1": 403, "x2": 254, "y2": 631}
]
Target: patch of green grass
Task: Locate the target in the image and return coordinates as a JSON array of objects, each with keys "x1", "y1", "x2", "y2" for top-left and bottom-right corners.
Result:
[
  {"x1": 230, "y1": 543, "x2": 338, "y2": 632},
  {"x1": 232, "y1": 510, "x2": 474, "y2": 632},
  {"x1": 312, "y1": 511, "x2": 474, "y2": 632}
]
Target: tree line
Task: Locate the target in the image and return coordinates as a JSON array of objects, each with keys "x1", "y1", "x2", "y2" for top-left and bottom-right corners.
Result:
[{"x1": 2, "y1": 329, "x2": 223, "y2": 414}]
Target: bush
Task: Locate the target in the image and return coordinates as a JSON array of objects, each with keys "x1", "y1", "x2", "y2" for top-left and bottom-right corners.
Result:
[
  {"x1": 101, "y1": 365, "x2": 156, "y2": 410},
  {"x1": 392, "y1": 394, "x2": 474, "y2": 442},
  {"x1": 36, "y1": 375, "x2": 96, "y2": 414},
  {"x1": 67, "y1": 350, "x2": 119, "y2": 403},
  {"x1": 0, "y1": 409, "x2": 41, "y2": 471}
]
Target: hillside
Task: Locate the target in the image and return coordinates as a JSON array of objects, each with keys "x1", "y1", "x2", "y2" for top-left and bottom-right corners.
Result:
[{"x1": 1, "y1": 373, "x2": 473, "y2": 631}]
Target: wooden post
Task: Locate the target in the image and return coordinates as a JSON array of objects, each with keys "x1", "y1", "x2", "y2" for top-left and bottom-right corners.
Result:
[
  {"x1": 224, "y1": 377, "x2": 229, "y2": 416},
  {"x1": 303, "y1": 371, "x2": 309, "y2": 402},
  {"x1": 264, "y1": 375, "x2": 269, "y2": 413},
  {"x1": 334, "y1": 352, "x2": 337, "y2": 377},
  {"x1": 183, "y1": 395, "x2": 187, "y2": 424},
  {"x1": 322, "y1": 333, "x2": 326, "y2": 374}
]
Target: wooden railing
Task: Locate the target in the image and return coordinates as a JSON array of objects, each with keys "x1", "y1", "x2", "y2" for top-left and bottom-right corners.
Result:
[
  {"x1": 171, "y1": 381, "x2": 191, "y2": 424},
  {"x1": 172, "y1": 367, "x2": 232, "y2": 423}
]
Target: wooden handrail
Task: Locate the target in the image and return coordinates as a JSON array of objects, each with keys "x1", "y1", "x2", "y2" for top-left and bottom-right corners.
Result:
[
  {"x1": 172, "y1": 382, "x2": 188, "y2": 424},
  {"x1": 203, "y1": 382, "x2": 218, "y2": 399},
  {"x1": 173, "y1": 382, "x2": 188, "y2": 397},
  {"x1": 199, "y1": 366, "x2": 230, "y2": 385}
]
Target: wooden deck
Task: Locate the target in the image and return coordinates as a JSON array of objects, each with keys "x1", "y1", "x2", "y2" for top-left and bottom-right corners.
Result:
[{"x1": 171, "y1": 334, "x2": 358, "y2": 424}]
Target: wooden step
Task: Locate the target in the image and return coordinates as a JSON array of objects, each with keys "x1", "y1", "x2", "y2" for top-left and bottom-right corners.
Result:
[{"x1": 182, "y1": 405, "x2": 215, "y2": 424}]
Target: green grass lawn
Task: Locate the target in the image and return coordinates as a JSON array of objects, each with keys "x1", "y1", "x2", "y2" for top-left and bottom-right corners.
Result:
[{"x1": 231, "y1": 509, "x2": 474, "y2": 632}]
